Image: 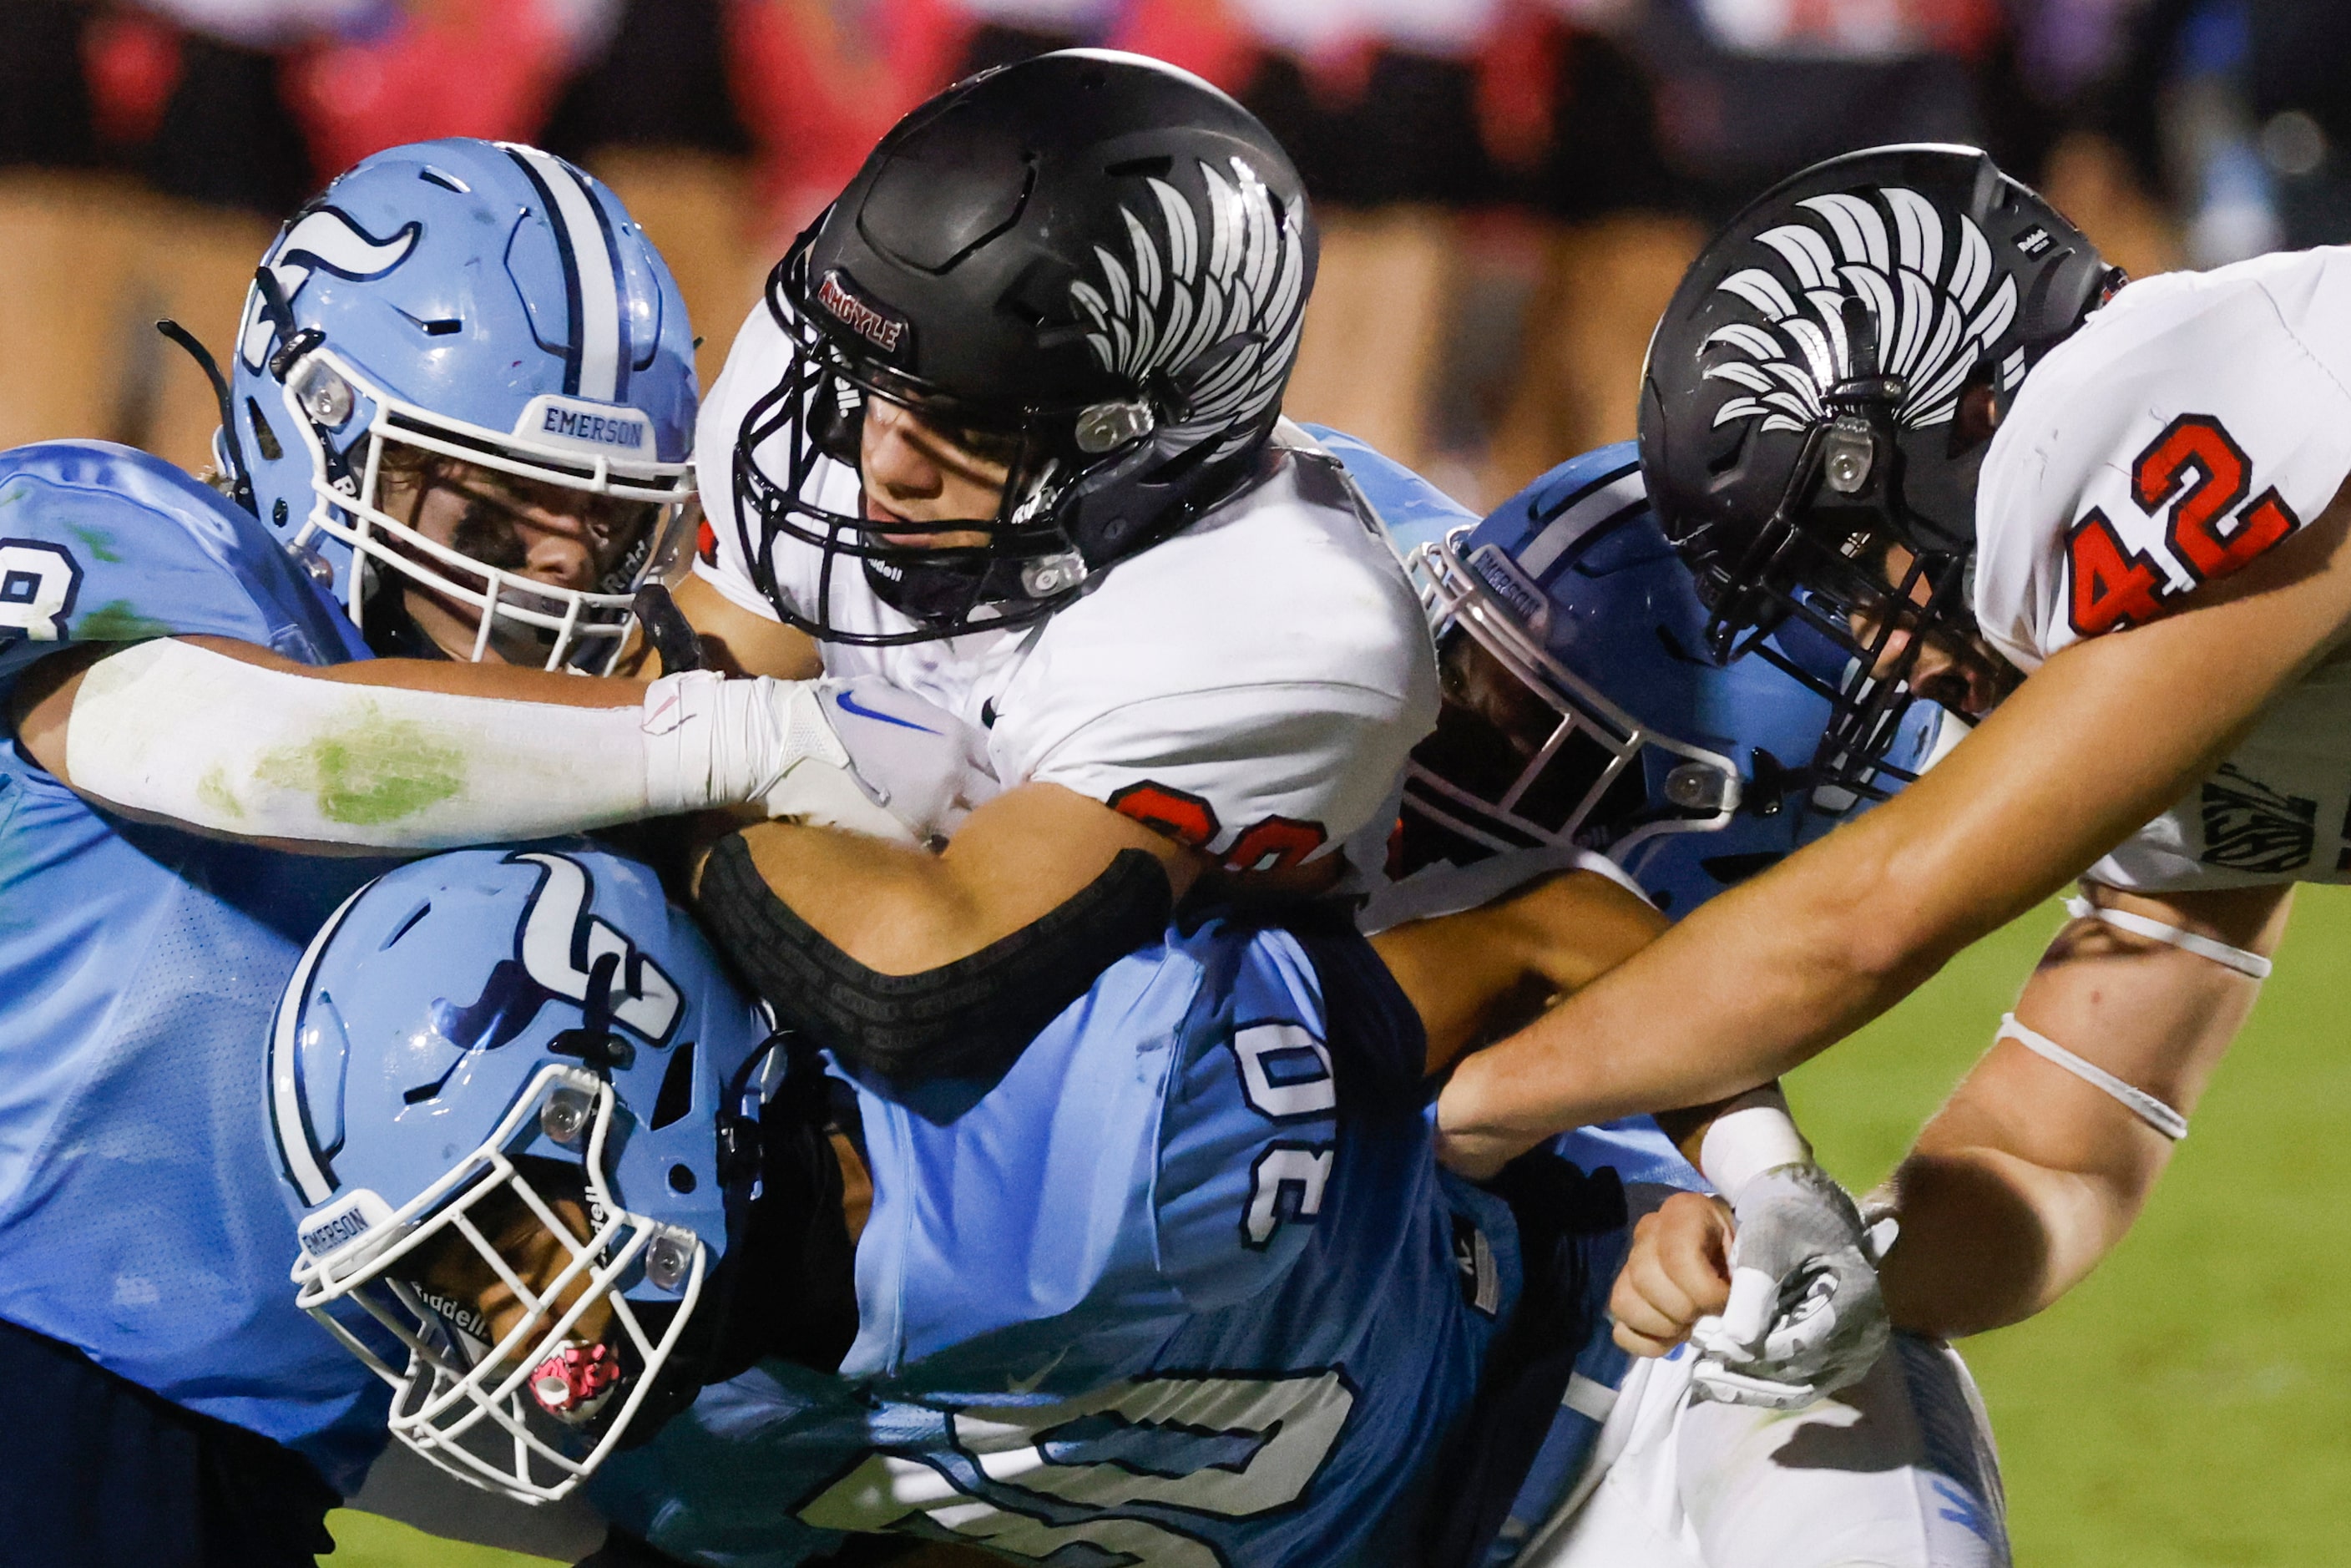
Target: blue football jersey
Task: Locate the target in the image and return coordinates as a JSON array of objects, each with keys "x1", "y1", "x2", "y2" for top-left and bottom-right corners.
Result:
[
  {"x1": 0, "y1": 442, "x2": 390, "y2": 1491},
  {"x1": 591, "y1": 917, "x2": 1521, "y2": 1567}
]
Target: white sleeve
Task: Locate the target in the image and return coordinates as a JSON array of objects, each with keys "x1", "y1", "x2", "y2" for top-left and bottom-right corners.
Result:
[{"x1": 61, "y1": 642, "x2": 959, "y2": 850}]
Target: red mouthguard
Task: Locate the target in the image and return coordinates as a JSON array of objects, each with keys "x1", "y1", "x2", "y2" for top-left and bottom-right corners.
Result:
[{"x1": 528, "y1": 1340, "x2": 622, "y2": 1421}]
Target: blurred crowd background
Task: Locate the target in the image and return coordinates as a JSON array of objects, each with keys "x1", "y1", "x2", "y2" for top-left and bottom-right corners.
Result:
[{"x1": 3, "y1": 0, "x2": 2347, "y2": 510}]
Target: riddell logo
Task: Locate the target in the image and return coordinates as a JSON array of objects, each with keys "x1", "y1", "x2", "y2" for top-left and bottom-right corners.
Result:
[
  {"x1": 406, "y1": 1281, "x2": 496, "y2": 1346},
  {"x1": 816, "y1": 269, "x2": 908, "y2": 355}
]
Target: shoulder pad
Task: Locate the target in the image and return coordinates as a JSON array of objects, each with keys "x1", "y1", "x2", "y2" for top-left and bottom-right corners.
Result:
[
  {"x1": 1302, "y1": 422, "x2": 1479, "y2": 558},
  {"x1": 0, "y1": 442, "x2": 365, "y2": 699},
  {"x1": 1977, "y1": 260, "x2": 2351, "y2": 669}
]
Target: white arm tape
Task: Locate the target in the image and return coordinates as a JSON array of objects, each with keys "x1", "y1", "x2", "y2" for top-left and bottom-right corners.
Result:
[
  {"x1": 1696, "y1": 1085, "x2": 1813, "y2": 1198},
  {"x1": 2064, "y1": 893, "x2": 2272, "y2": 979},
  {"x1": 1996, "y1": 1012, "x2": 2189, "y2": 1141},
  {"x1": 63, "y1": 640, "x2": 836, "y2": 849}
]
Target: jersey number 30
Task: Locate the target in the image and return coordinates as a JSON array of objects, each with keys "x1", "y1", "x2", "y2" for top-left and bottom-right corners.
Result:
[{"x1": 2067, "y1": 414, "x2": 2302, "y2": 636}]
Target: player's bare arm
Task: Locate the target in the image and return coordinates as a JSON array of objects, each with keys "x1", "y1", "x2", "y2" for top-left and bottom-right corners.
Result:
[
  {"x1": 1438, "y1": 493, "x2": 2351, "y2": 1177},
  {"x1": 1611, "y1": 881, "x2": 2284, "y2": 1355},
  {"x1": 1372, "y1": 866, "x2": 1667, "y2": 1075},
  {"x1": 695, "y1": 781, "x2": 1203, "y2": 974},
  {"x1": 668, "y1": 569, "x2": 822, "y2": 679},
  {"x1": 1877, "y1": 879, "x2": 2287, "y2": 1336}
]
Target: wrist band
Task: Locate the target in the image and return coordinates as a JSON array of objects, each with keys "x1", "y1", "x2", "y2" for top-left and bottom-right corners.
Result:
[{"x1": 1697, "y1": 1089, "x2": 1813, "y2": 1198}]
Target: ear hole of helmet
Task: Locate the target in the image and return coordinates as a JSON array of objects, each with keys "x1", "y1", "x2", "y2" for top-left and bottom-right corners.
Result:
[
  {"x1": 1948, "y1": 363, "x2": 2004, "y2": 457},
  {"x1": 246, "y1": 397, "x2": 284, "y2": 463}
]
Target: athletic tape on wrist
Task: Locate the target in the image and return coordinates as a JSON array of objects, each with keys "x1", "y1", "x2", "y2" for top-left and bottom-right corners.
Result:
[
  {"x1": 2064, "y1": 893, "x2": 2271, "y2": 979},
  {"x1": 1996, "y1": 1012, "x2": 2188, "y2": 1141},
  {"x1": 1697, "y1": 1091, "x2": 1813, "y2": 1198}
]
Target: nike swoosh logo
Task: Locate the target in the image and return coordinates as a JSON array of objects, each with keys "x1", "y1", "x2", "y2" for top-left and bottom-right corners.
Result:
[
  {"x1": 834, "y1": 688, "x2": 941, "y2": 735},
  {"x1": 1006, "y1": 1346, "x2": 1069, "y2": 1394}
]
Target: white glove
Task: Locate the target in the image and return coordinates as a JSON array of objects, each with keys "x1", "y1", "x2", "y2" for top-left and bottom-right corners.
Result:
[
  {"x1": 643, "y1": 672, "x2": 999, "y2": 845},
  {"x1": 809, "y1": 675, "x2": 1000, "y2": 845},
  {"x1": 1687, "y1": 1163, "x2": 1892, "y2": 1410}
]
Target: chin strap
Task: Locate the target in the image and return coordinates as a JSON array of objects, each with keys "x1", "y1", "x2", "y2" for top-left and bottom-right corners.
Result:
[
  {"x1": 2064, "y1": 891, "x2": 2273, "y2": 979},
  {"x1": 154, "y1": 320, "x2": 255, "y2": 514},
  {"x1": 1996, "y1": 1013, "x2": 2189, "y2": 1141}
]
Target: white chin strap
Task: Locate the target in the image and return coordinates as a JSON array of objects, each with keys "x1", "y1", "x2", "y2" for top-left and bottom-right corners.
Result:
[
  {"x1": 2062, "y1": 892, "x2": 2273, "y2": 979},
  {"x1": 1996, "y1": 1013, "x2": 2189, "y2": 1142}
]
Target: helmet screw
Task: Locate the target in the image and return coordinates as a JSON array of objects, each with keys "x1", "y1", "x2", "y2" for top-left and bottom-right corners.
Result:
[
  {"x1": 540, "y1": 1089, "x2": 593, "y2": 1146},
  {"x1": 1664, "y1": 762, "x2": 1731, "y2": 812},
  {"x1": 1822, "y1": 419, "x2": 1874, "y2": 494},
  {"x1": 645, "y1": 1234, "x2": 690, "y2": 1292},
  {"x1": 301, "y1": 367, "x2": 355, "y2": 427},
  {"x1": 1020, "y1": 550, "x2": 1089, "y2": 599},
  {"x1": 1074, "y1": 399, "x2": 1154, "y2": 454}
]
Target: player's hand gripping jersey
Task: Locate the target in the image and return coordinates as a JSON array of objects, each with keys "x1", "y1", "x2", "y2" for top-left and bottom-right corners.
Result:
[
  {"x1": 699, "y1": 296, "x2": 1437, "y2": 881},
  {"x1": 0, "y1": 443, "x2": 389, "y2": 1490},
  {"x1": 1974, "y1": 248, "x2": 2351, "y2": 891},
  {"x1": 589, "y1": 918, "x2": 1520, "y2": 1567}
]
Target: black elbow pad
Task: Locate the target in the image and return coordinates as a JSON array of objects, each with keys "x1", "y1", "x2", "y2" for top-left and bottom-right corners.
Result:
[{"x1": 696, "y1": 835, "x2": 1175, "y2": 1087}]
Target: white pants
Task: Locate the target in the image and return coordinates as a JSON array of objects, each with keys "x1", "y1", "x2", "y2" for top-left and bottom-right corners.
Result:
[{"x1": 1523, "y1": 1333, "x2": 2009, "y2": 1568}]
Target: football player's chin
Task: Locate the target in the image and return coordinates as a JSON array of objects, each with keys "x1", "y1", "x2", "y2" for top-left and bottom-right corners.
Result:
[{"x1": 865, "y1": 497, "x2": 988, "y2": 551}]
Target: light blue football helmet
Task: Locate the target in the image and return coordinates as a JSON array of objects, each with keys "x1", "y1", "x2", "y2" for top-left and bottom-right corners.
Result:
[
  {"x1": 229, "y1": 138, "x2": 699, "y2": 671},
  {"x1": 1327, "y1": 434, "x2": 1951, "y2": 916},
  {"x1": 270, "y1": 844, "x2": 776, "y2": 1501}
]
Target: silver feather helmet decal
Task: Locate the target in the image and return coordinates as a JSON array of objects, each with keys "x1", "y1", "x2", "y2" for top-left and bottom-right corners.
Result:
[
  {"x1": 1067, "y1": 155, "x2": 1307, "y2": 458},
  {"x1": 1705, "y1": 185, "x2": 2028, "y2": 438}
]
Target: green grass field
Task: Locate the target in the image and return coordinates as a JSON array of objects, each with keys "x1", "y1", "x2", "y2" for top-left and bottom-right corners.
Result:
[{"x1": 324, "y1": 888, "x2": 2351, "y2": 1566}]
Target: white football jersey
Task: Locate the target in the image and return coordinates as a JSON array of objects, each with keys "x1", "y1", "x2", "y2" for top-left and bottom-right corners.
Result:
[
  {"x1": 695, "y1": 301, "x2": 1438, "y2": 883},
  {"x1": 1974, "y1": 247, "x2": 2351, "y2": 891}
]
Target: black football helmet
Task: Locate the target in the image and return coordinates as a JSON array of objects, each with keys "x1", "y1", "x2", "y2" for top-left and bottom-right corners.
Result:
[
  {"x1": 1639, "y1": 144, "x2": 2120, "y2": 796},
  {"x1": 731, "y1": 49, "x2": 1316, "y2": 645}
]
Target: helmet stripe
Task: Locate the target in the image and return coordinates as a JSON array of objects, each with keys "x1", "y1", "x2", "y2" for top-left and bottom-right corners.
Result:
[
  {"x1": 1519, "y1": 465, "x2": 1646, "y2": 580},
  {"x1": 503, "y1": 145, "x2": 624, "y2": 402},
  {"x1": 270, "y1": 876, "x2": 381, "y2": 1205},
  {"x1": 575, "y1": 177, "x2": 635, "y2": 401}
]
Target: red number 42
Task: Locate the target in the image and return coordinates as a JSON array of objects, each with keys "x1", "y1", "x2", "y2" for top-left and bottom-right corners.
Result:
[{"x1": 2067, "y1": 414, "x2": 2303, "y2": 636}]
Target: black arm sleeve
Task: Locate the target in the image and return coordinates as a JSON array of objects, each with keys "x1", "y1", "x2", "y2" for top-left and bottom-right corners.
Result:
[{"x1": 695, "y1": 835, "x2": 1175, "y2": 1086}]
